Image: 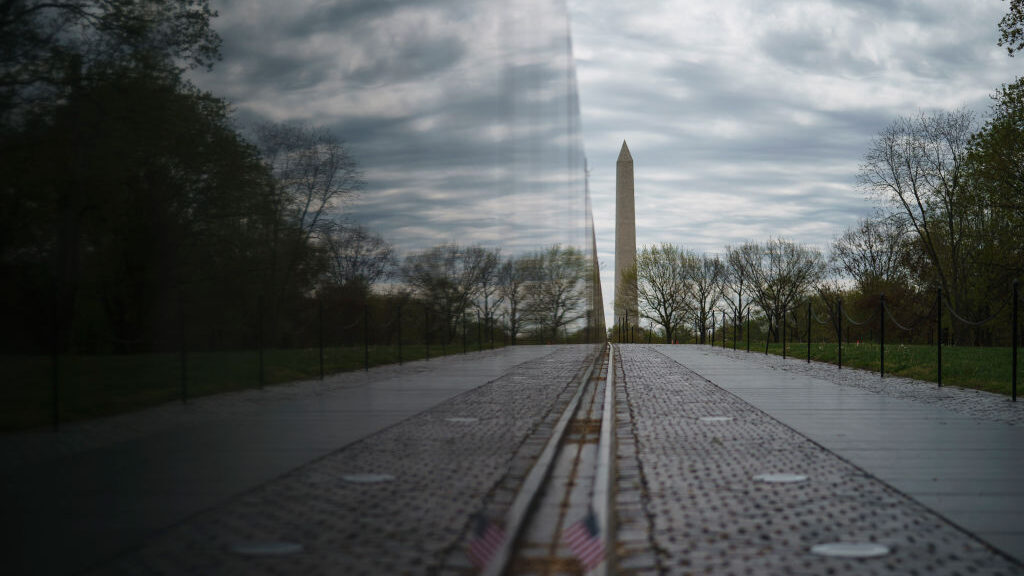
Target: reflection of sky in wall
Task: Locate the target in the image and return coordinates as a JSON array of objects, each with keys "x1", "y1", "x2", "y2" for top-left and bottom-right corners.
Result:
[
  {"x1": 195, "y1": 0, "x2": 588, "y2": 260},
  {"x1": 192, "y1": 0, "x2": 1020, "y2": 325}
]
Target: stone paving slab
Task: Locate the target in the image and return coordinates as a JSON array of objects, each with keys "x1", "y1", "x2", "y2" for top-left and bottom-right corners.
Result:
[
  {"x1": 0, "y1": 345, "x2": 582, "y2": 576},
  {"x1": 654, "y1": 344, "x2": 1024, "y2": 564},
  {"x1": 615, "y1": 344, "x2": 1023, "y2": 575}
]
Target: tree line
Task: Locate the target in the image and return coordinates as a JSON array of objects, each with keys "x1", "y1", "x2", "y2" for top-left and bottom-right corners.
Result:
[
  {"x1": 0, "y1": 1, "x2": 394, "y2": 354},
  {"x1": 629, "y1": 4, "x2": 1023, "y2": 347},
  {"x1": 629, "y1": 94, "x2": 1022, "y2": 346},
  {"x1": 400, "y1": 243, "x2": 595, "y2": 345},
  {"x1": 0, "y1": 1, "x2": 601, "y2": 355}
]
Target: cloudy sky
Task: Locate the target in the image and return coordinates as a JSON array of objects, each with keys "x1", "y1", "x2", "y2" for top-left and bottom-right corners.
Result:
[{"x1": 191, "y1": 0, "x2": 1020, "y2": 326}]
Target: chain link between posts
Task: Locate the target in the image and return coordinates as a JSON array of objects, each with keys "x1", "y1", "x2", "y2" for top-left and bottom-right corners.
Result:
[{"x1": 943, "y1": 297, "x2": 1010, "y2": 327}]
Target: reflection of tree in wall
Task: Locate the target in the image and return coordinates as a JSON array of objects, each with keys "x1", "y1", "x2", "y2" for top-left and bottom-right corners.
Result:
[
  {"x1": 0, "y1": 1, "x2": 386, "y2": 354},
  {"x1": 523, "y1": 245, "x2": 588, "y2": 342},
  {"x1": 0, "y1": 0, "x2": 281, "y2": 354}
]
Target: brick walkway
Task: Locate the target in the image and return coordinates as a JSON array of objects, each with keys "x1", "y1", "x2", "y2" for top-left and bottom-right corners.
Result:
[
  {"x1": 615, "y1": 344, "x2": 1023, "y2": 575},
  {"x1": 5, "y1": 343, "x2": 1023, "y2": 575}
]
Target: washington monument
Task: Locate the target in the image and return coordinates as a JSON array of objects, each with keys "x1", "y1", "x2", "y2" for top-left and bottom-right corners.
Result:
[{"x1": 614, "y1": 141, "x2": 638, "y2": 326}]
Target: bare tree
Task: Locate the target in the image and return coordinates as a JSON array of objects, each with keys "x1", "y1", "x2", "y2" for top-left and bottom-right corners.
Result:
[
  {"x1": 321, "y1": 223, "x2": 396, "y2": 295},
  {"x1": 253, "y1": 122, "x2": 363, "y2": 246},
  {"x1": 464, "y1": 245, "x2": 502, "y2": 336},
  {"x1": 727, "y1": 239, "x2": 825, "y2": 342},
  {"x1": 687, "y1": 252, "x2": 726, "y2": 344},
  {"x1": 831, "y1": 215, "x2": 911, "y2": 292},
  {"x1": 498, "y1": 255, "x2": 533, "y2": 344},
  {"x1": 857, "y1": 109, "x2": 980, "y2": 326},
  {"x1": 402, "y1": 243, "x2": 497, "y2": 342},
  {"x1": 523, "y1": 245, "x2": 588, "y2": 342},
  {"x1": 633, "y1": 243, "x2": 691, "y2": 343}
]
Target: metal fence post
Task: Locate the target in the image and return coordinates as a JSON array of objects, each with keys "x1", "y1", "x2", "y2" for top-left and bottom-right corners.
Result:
[
  {"x1": 880, "y1": 294, "x2": 886, "y2": 379},
  {"x1": 477, "y1": 312, "x2": 482, "y2": 351},
  {"x1": 180, "y1": 290, "x2": 188, "y2": 403},
  {"x1": 782, "y1": 305, "x2": 787, "y2": 359},
  {"x1": 711, "y1": 314, "x2": 716, "y2": 347},
  {"x1": 363, "y1": 304, "x2": 369, "y2": 372},
  {"x1": 764, "y1": 310, "x2": 770, "y2": 355},
  {"x1": 807, "y1": 301, "x2": 811, "y2": 364},
  {"x1": 746, "y1": 310, "x2": 750, "y2": 352},
  {"x1": 463, "y1": 312, "x2": 467, "y2": 353},
  {"x1": 425, "y1": 307, "x2": 430, "y2": 361},
  {"x1": 51, "y1": 294, "x2": 60, "y2": 431},
  {"x1": 318, "y1": 297, "x2": 324, "y2": 380},
  {"x1": 837, "y1": 299, "x2": 843, "y2": 370},
  {"x1": 397, "y1": 303, "x2": 403, "y2": 365},
  {"x1": 258, "y1": 294, "x2": 265, "y2": 388},
  {"x1": 733, "y1": 310, "x2": 737, "y2": 350},
  {"x1": 937, "y1": 288, "x2": 942, "y2": 387},
  {"x1": 1013, "y1": 280, "x2": 1018, "y2": 402}
]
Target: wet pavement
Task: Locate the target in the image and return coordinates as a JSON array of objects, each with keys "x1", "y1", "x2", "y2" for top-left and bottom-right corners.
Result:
[
  {"x1": 654, "y1": 344, "x2": 1024, "y2": 564},
  {"x1": 3, "y1": 343, "x2": 1022, "y2": 575}
]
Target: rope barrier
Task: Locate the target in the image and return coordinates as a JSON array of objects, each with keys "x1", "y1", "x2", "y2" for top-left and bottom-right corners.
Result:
[
  {"x1": 943, "y1": 298, "x2": 1010, "y2": 327},
  {"x1": 810, "y1": 306, "x2": 833, "y2": 326},
  {"x1": 377, "y1": 309, "x2": 401, "y2": 329},
  {"x1": 842, "y1": 307, "x2": 876, "y2": 326},
  {"x1": 882, "y1": 301, "x2": 916, "y2": 332},
  {"x1": 338, "y1": 316, "x2": 362, "y2": 330}
]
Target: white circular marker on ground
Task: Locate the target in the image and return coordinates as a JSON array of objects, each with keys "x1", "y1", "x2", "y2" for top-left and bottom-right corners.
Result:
[
  {"x1": 230, "y1": 542, "x2": 304, "y2": 556},
  {"x1": 445, "y1": 417, "x2": 478, "y2": 423},
  {"x1": 699, "y1": 416, "x2": 733, "y2": 422},
  {"x1": 341, "y1": 473, "x2": 395, "y2": 483},
  {"x1": 753, "y1": 473, "x2": 808, "y2": 483},
  {"x1": 810, "y1": 542, "x2": 890, "y2": 558}
]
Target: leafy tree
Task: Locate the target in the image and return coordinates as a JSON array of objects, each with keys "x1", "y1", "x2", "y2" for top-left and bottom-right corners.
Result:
[
  {"x1": 1, "y1": 0, "x2": 221, "y2": 123},
  {"x1": 633, "y1": 243, "x2": 691, "y2": 343},
  {"x1": 967, "y1": 77, "x2": 1024, "y2": 283},
  {"x1": 999, "y1": 0, "x2": 1024, "y2": 56},
  {"x1": 0, "y1": 67, "x2": 280, "y2": 352}
]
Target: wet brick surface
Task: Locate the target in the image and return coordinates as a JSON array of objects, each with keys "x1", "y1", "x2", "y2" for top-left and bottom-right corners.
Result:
[
  {"x1": 615, "y1": 344, "x2": 1023, "y2": 576},
  {"x1": 87, "y1": 345, "x2": 600, "y2": 575}
]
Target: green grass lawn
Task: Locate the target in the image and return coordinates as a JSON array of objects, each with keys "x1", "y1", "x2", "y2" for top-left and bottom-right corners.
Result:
[
  {"x1": 709, "y1": 339, "x2": 1022, "y2": 396},
  {"x1": 1, "y1": 342, "x2": 499, "y2": 431}
]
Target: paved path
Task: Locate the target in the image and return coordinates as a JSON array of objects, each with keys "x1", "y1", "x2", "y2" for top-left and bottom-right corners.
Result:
[
  {"x1": 4, "y1": 343, "x2": 1023, "y2": 575},
  {"x1": 653, "y1": 344, "x2": 1024, "y2": 564},
  {"x1": 0, "y1": 346, "x2": 567, "y2": 576}
]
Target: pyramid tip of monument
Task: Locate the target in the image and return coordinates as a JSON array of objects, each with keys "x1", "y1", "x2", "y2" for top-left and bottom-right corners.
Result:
[{"x1": 617, "y1": 140, "x2": 632, "y2": 162}]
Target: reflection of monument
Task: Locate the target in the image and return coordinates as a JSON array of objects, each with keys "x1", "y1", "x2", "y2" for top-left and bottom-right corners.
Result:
[{"x1": 614, "y1": 141, "x2": 638, "y2": 326}]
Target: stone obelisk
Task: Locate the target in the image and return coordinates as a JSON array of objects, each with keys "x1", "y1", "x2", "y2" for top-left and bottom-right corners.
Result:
[{"x1": 614, "y1": 141, "x2": 638, "y2": 327}]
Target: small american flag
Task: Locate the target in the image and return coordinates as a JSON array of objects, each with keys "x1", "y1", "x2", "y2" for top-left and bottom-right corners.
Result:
[
  {"x1": 467, "y1": 514, "x2": 505, "y2": 569},
  {"x1": 563, "y1": 508, "x2": 605, "y2": 571}
]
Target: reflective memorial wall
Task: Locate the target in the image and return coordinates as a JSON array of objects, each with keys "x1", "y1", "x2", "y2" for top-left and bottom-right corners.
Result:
[{"x1": 0, "y1": 0, "x2": 604, "y2": 429}]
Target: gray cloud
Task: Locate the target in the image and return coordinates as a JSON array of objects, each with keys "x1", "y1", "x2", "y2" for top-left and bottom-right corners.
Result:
[{"x1": 190, "y1": 0, "x2": 1020, "y2": 325}]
